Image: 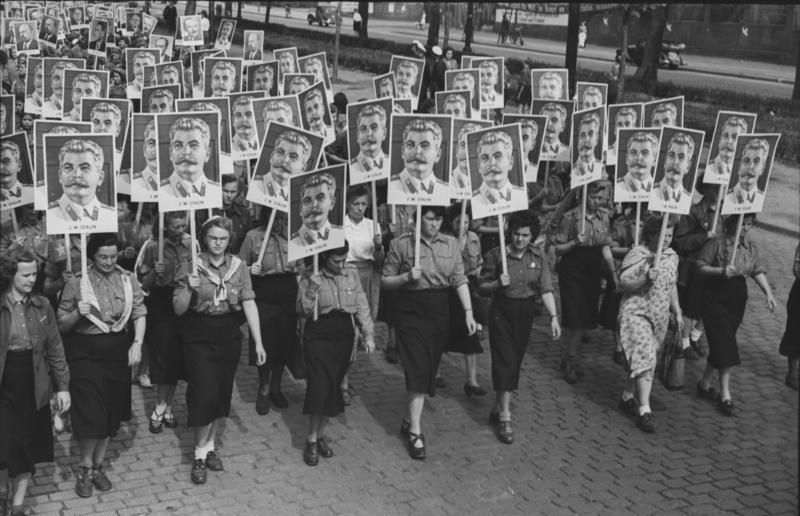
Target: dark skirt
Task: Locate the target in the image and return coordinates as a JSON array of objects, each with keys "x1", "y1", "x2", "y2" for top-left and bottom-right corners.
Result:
[
  {"x1": 302, "y1": 312, "x2": 355, "y2": 417},
  {"x1": 0, "y1": 351, "x2": 53, "y2": 477},
  {"x1": 145, "y1": 285, "x2": 185, "y2": 385},
  {"x1": 394, "y1": 289, "x2": 450, "y2": 396},
  {"x1": 249, "y1": 274, "x2": 298, "y2": 368},
  {"x1": 489, "y1": 296, "x2": 537, "y2": 391},
  {"x1": 678, "y1": 262, "x2": 707, "y2": 320},
  {"x1": 557, "y1": 247, "x2": 603, "y2": 330},
  {"x1": 703, "y1": 276, "x2": 748, "y2": 369},
  {"x1": 780, "y1": 279, "x2": 799, "y2": 358},
  {"x1": 445, "y1": 286, "x2": 483, "y2": 355},
  {"x1": 599, "y1": 282, "x2": 623, "y2": 331},
  {"x1": 65, "y1": 332, "x2": 132, "y2": 439},
  {"x1": 182, "y1": 311, "x2": 243, "y2": 427}
]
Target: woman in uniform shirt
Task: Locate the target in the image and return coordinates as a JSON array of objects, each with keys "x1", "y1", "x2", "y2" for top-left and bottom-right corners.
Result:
[
  {"x1": 0, "y1": 249, "x2": 70, "y2": 516},
  {"x1": 551, "y1": 182, "x2": 617, "y2": 384},
  {"x1": 173, "y1": 217, "x2": 266, "y2": 485},
  {"x1": 443, "y1": 202, "x2": 486, "y2": 397},
  {"x1": 239, "y1": 208, "x2": 297, "y2": 415},
  {"x1": 478, "y1": 211, "x2": 560, "y2": 444},
  {"x1": 56, "y1": 234, "x2": 146, "y2": 498},
  {"x1": 297, "y1": 242, "x2": 375, "y2": 466},
  {"x1": 382, "y1": 205, "x2": 478, "y2": 460},
  {"x1": 696, "y1": 214, "x2": 776, "y2": 416},
  {"x1": 137, "y1": 211, "x2": 192, "y2": 433}
]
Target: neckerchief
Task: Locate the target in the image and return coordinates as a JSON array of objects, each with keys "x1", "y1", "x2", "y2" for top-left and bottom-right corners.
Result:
[
  {"x1": 196, "y1": 255, "x2": 242, "y2": 306},
  {"x1": 80, "y1": 266, "x2": 134, "y2": 333}
]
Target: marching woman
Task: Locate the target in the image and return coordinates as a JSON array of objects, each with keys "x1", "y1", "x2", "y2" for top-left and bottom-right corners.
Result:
[
  {"x1": 239, "y1": 208, "x2": 297, "y2": 415},
  {"x1": 551, "y1": 182, "x2": 617, "y2": 384},
  {"x1": 0, "y1": 249, "x2": 70, "y2": 516},
  {"x1": 342, "y1": 185, "x2": 384, "y2": 404},
  {"x1": 444, "y1": 202, "x2": 487, "y2": 397},
  {"x1": 382, "y1": 206, "x2": 477, "y2": 460},
  {"x1": 296, "y1": 242, "x2": 375, "y2": 466},
  {"x1": 696, "y1": 214, "x2": 776, "y2": 416},
  {"x1": 56, "y1": 234, "x2": 146, "y2": 498},
  {"x1": 173, "y1": 216, "x2": 266, "y2": 484},
  {"x1": 478, "y1": 211, "x2": 560, "y2": 444},
  {"x1": 136, "y1": 211, "x2": 192, "y2": 433},
  {"x1": 616, "y1": 215, "x2": 682, "y2": 433}
]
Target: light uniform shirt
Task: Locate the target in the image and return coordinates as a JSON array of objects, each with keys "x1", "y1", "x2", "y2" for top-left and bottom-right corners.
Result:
[
  {"x1": 25, "y1": 93, "x2": 43, "y2": 114},
  {"x1": 697, "y1": 235, "x2": 765, "y2": 279},
  {"x1": 127, "y1": 82, "x2": 143, "y2": 98},
  {"x1": 297, "y1": 264, "x2": 375, "y2": 341},
  {"x1": 472, "y1": 181, "x2": 526, "y2": 210},
  {"x1": 617, "y1": 174, "x2": 653, "y2": 193},
  {"x1": 571, "y1": 158, "x2": 601, "y2": 178},
  {"x1": 382, "y1": 232, "x2": 468, "y2": 291},
  {"x1": 704, "y1": 156, "x2": 732, "y2": 184},
  {"x1": 161, "y1": 171, "x2": 219, "y2": 200},
  {"x1": 350, "y1": 151, "x2": 390, "y2": 180},
  {"x1": 248, "y1": 173, "x2": 289, "y2": 210},
  {"x1": 344, "y1": 215, "x2": 380, "y2": 262},
  {"x1": 552, "y1": 206, "x2": 614, "y2": 248},
  {"x1": 139, "y1": 235, "x2": 192, "y2": 287},
  {"x1": 290, "y1": 220, "x2": 344, "y2": 250},
  {"x1": 0, "y1": 183, "x2": 34, "y2": 208},
  {"x1": 232, "y1": 133, "x2": 259, "y2": 155},
  {"x1": 41, "y1": 97, "x2": 62, "y2": 118},
  {"x1": 173, "y1": 253, "x2": 255, "y2": 315},
  {"x1": 57, "y1": 265, "x2": 147, "y2": 334},
  {"x1": 46, "y1": 194, "x2": 115, "y2": 231},
  {"x1": 481, "y1": 244, "x2": 553, "y2": 299},
  {"x1": 541, "y1": 140, "x2": 570, "y2": 162},
  {"x1": 388, "y1": 168, "x2": 450, "y2": 205},
  {"x1": 5, "y1": 294, "x2": 34, "y2": 351},
  {"x1": 132, "y1": 165, "x2": 159, "y2": 193},
  {"x1": 725, "y1": 185, "x2": 763, "y2": 206},
  {"x1": 239, "y1": 228, "x2": 296, "y2": 275},
  {"x1": 450, "y1": 166, "x2": 470, "y2": 195}
]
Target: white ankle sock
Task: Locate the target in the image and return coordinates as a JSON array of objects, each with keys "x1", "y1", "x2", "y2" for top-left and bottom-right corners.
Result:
[
  {"x1": 681, "y1": 337, "x2": 691, "y2": 350},
  {"x1": 638, "y1": 404, "x2": 651, "y2": 415}
]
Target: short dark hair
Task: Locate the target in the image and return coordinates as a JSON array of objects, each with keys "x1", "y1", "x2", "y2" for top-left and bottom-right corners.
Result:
[
  {"x1": 724, "y1": 213, "x2": 756, "y2": 235},
  {"x1": 305, "y1": 239, "x2": 350, "y2": 269},
  {"x1": 87, "y1": 233, "x2": 120, "y2": 259},
  {"x1": 641, "y1": 215, "x2": 676, "y2": 246},
  {"x1": 221, "y1": 173, "x2": 239, "y2": 187},
  {"x1": 420, "y1": 205, "x2": 445, "y2": 219},
  {"x1": 346, "y1": 184, "x2": 370, "y2": 204},
  {"x1": 0, "y1": 248, "x2": 37, "y2": 294},
  {"x1": 507, "y1": 210, "x2": 540, "y2": 242}
]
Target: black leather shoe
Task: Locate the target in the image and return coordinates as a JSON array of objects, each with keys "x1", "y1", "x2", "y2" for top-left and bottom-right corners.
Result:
[
  {"x1": 74, "y1": 466, "x2": 93, "y2": 498},
  {"x1": 91, "y1": 466, "x2": 112, "y2": 492},
  {"x1": 163, "y1": 412, "x2": 178, "y2": 429},
  {"x1": 488, "y1": 411, "x2": 500, "y2": 426},
  {"x1": 637, "y1": 412, "x2": 656, "y2": 433},
  {"x1": 407, "y1": 432, "x2": 426, "y2": 460},
  {"x1": 564, "y1": 364, "x2": 578, "y2": 384},
  {"x1": 619, "y1": 397, "x2": 637, "y2": 417},
  {"x1": 303, "y1": 441, "x2": 319, "y2": 466},
  {"x1": 696, "y1": 381, "x2": 718, "y2": 401},
  {"x1": 255, "y1": 393, "x2": 270, "y2": 415},
  {"x1": 205, "y1": 451, "x2": 223, "y2": 471},
  {"x1": 317, "y1": 439, "x2": 334, "y2": 459},
  {"x1": 717, "y1": 397, "x2": 734, "y2": 417},
  {"x1": 269, "y1": 391, "x2": 289, "y2": 409},
  {"x1": 464, "y1": 383, "x2": 488, "y2": 398},
  {"x1": 191, "y1": 459, "x2": 207, "y2": 484},
  {"x1": 497, "y1": 421, "x2": 514, "y2": 444},
  {"x1": 399, "y1": 419, "x2": 410, "y2": 437},
  {"x1": 148, "y1": 410, "x2": 164, "y2": 434}
]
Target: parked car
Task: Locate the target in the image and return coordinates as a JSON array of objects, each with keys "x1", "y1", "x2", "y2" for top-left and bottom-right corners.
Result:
[
  {"x1": 623, "y1": 39, "x2": 687, "y2": 69},
  {"x1": 308, "y1": 4, "x2": 339, "y2": 27}
]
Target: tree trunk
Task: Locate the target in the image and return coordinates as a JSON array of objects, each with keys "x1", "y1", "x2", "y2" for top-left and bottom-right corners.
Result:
[
  {"x1": 793, "y1": 35, "x2": 800, "y2": 100},
  {"x1": 463, "y1": 1, "x2": 474, "y2": 53},
  {"x1": 358, "y1": 1, "x2": 369, "y2": 42},
  {"x1": 443, "y1": 5, "x2": 450, "y2": 49},
  {"x1": 264, "y1": 2, "x2": 271, "y2": 25},
  {"x1": 616, "y1": 7, "x2": 631, "y2": 103},
  {"x1": 632, "y1": 5, "x2": 669, "y2": 94},
  {"x1": 564, "y1": 3, "x2": 580, "y2": 98},
  {"x1": 333, "y1": 1, "x2": 343, "y2": 81},
  {"x1": 185, "y1": 1, "x2": 197, "y2": 15},
  {"x1": 427, "y1": 3, "x2": 441, "y2": 48},
  {"x1": 236, "y1": 0, "x2": 242, "y2": 21}
]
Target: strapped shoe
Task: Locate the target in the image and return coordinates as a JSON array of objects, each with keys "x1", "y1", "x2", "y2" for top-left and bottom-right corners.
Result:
[
  {"x1": 205, "y1": 451, "x2": 223, "y2": 471},
  {"x1": 163, "y1": 412, "x2": 178, "y2": 429},
  {"x1": 255, "y1": 393, "x2": 270, "y2": 415},
  {"x1": 317, "y1": 439, "x2": 334, "y2": 459},
  {"x1": 637, "y1": 412, "x2": 656, "y2": 433},
  {"x1": 74, "y1": 466, "x2": 93, "y2": 498},
  {"x1": 717, "y1": 397, "x2": 734, "y2": 417},
  {"x1": 407, "y1": 432, "x2": 426, "y2": 460},
  {"x1": 149, "y1": 407, "x2": 165, "y2": 434},
  {"x1": 497, "y1": 420, "x2": 514, "y2": 444}
]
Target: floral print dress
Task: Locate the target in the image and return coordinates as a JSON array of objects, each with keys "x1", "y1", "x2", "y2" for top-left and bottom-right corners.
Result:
[{"x1": 618, "y1": 245, "x2": 678, "y2": 377}]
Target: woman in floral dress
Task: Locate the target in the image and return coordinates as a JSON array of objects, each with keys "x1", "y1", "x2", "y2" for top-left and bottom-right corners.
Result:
[{"x1": 617, "y1": 215, "x2": 683, "y2": 433}]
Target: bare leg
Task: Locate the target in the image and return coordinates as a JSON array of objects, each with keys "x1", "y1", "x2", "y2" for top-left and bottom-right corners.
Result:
[
  {"x1": 407, "y1": 392, "x2": 425, "y2": 448},
  {"x1": 91, "y1": 437, "x2": 111, "y2": 467},
  {"x1": 10, "y1": 473, "x2": 31, "y2": 507},
  {"x1": 307, "y1": 415, "x2": 322, "y2": 442},
  {"x1": 465, "y1": 354, "x2": 479, "y2": 387},
  {"x1": 498, "y1": 391, "x2": 512, "y2": 418},
  {"x1": 635, "y1": 373, "x2": 653, "y2": 414},
  {"x1": 78, "y1": 438, "x2": 99, "y2": 468},
  {"x1": 194, "y1": 422, "x2": 214, "y2": 450},
  {"x1": 719, "y1": 367, "x2": 732, "y2": 401}
]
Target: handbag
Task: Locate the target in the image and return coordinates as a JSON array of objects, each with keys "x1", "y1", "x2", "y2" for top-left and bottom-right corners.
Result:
[{"x1": 657, "y1": 315, "x2": 685, "y2": 391}]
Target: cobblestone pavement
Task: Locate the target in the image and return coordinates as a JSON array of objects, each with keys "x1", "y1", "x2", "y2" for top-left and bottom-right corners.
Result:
[
  {"x1": 20, "y1": 213, "x2": 798, "y2": 516},
  {"x1": 16, "y1": 24, "x2": 799, "y2": 516}
]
